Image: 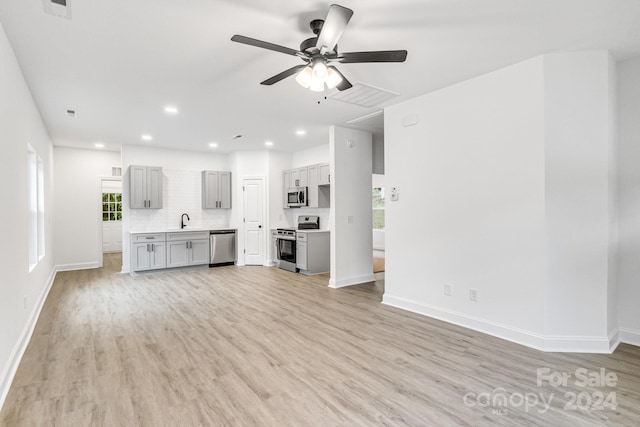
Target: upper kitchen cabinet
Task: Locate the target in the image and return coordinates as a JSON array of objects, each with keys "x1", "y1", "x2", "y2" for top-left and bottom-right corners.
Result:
[
  {"x1": 290, "y1": 167, "x2": 308, "y2": 187},
  {"x1": 129, "y1": 165, "x2": 163, "y2": 209},
  {"x1": 202, "y1": 171, "x2": 231, "y2": 209},
  {"x1": 318, "y1": 163, "x2": 331, "y2": 186}
]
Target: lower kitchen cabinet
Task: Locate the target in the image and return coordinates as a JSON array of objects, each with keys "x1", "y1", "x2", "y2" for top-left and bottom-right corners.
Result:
[
  {"x1": 131, "y1": 235, "x2": 166, "y2": 272},
  {"x1": 296, "y1": 231, "x2": 329, "y2": 275},
  {"x1": 166, "y1": 231, "x2": 210, "y2": 268}
]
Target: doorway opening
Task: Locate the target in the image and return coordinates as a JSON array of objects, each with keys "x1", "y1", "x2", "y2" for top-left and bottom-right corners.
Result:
[{"x1": 100, "y1": 177, "x2": 122, "y2": 268}]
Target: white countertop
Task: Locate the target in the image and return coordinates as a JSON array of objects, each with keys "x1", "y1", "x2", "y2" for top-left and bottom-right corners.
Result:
[{"x1": 130, "y1": 228, "x2": 234, "y2": 234}]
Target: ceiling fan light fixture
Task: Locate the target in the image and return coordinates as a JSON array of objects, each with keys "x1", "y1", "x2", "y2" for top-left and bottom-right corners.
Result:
[
  {"x1": 325, "y1": 67, "x2": 342, "y2": 89},
  {"x1": 311, "y1": 61, "x2": 327, "y2": 79},
  {"x1": 309, "y1": 77, "x2": 325, "y2": 92},
  {"x1": 295, "y1": 66, "x2": 313, "y2": 88}
]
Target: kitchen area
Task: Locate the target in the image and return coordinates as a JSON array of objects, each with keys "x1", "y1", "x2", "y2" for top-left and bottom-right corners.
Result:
[{"x1": 125, "y1": 148, "x2": 331, "y2": 277}]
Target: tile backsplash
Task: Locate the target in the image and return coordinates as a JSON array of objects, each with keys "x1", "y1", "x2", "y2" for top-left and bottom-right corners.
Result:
[{"x1": 128, "y1": 168, "x2": 230, "y2": 232}]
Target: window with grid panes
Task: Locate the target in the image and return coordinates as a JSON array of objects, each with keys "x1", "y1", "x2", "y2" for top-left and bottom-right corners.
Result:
[{"x1": 102, "y1": 193, "x2": 122, "y2": 221}]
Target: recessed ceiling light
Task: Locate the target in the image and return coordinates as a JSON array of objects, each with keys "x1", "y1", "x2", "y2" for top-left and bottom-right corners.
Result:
[
  {"x1": 164, "y1": 106, "x2": 178, "y2": 115},
  {"x1": 94, "y1": 143, "x2": 104, "y2": 148},
  {"x1": 265, "y1": 141, "x2": 274, "y2": 147},
  {"x1": 296, "y1": 129, "x2": 306, "y2": 136},
  {"x1": 141, "y1": 134, "x2": 153, "y2": 141},
  {"x1": 209, "y1": 142, "x2": 218, "y2": 148}
]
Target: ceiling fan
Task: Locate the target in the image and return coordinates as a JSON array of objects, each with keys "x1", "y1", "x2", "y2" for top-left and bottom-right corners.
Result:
[{"x1": 231, "y1": 4, "x2": 408, "y2": 92}]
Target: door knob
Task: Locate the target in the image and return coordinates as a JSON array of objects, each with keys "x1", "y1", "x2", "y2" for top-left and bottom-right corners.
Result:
[{"x1": 258, "y1": 225, "x2": 262, "y2": 228}]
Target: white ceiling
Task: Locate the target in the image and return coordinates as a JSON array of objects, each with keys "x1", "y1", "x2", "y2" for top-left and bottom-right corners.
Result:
[{"x1": 1, "y1": 0, "x2": 639, "y2": 153}]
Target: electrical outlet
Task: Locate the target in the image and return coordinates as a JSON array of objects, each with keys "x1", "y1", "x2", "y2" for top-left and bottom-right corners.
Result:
[
  {"x1": 347, "y1": 216, "x2": 354, "y2": 224},
  {"x1": 469, "y1": 289, "x2": 478, "y2": 302},
  {"x1": 444, "y1": 284, "x2": 452, "y2": 296},
  {"x1": 23, "y1": 296, "x2": 27, "y2": 309}
]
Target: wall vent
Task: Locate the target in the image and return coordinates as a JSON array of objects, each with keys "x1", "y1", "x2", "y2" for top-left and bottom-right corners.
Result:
[
  {"x1": 328, "y1": 82, "x2": 398, "y2": 108},
  {"x1": 43, "y1": 0, "x2": 72, "y2": 19},
  {"x1": 112, "y1": 167, "x2": 122, "y2": 177}
]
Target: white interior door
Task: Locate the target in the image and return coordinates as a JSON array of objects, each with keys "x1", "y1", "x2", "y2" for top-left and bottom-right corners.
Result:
[
  {"x1": 102, "y1": 179, "x2": 122, "y2": 253},
  {"x1": 243, "y1": 178, "x2": 264, "y2": 265}
]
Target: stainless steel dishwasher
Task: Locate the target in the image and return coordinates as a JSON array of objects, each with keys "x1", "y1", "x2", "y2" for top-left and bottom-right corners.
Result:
[{"x1": 209, "y1": 229, "x2": 237, "y2": 267}]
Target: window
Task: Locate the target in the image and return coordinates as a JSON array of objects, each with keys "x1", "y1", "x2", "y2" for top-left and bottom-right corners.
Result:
[
  {"x1": 28, "y1": 144, "x2": 45, "y2": 271},
  {"x1": 372, "y1": 187, "x2": 385, "y2": 230},
  {"x1": 102, "y1": 193, "x2": 122, "y2": 221}
]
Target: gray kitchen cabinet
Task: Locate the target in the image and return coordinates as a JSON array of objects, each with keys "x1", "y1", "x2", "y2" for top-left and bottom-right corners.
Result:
[
  {"x1": 131, "y1": 233, "x2": 166, "y2": 271},
  {"x1": 129, "y1": 165, "x2": 163, "y2": 209},
  {"x1": 166, "y1": 231, "x2": 210, "y2": 268},
  {"x1": 283, "y1": 163, "x2": 330, "y2": 209},
  {"x1": 296, "y1": 231, "x2": 329, "y2": 275},
  {"x1": 318, "y1": 163, "x2": 331, "y2": 185},
  {"x1": 290, "y1": 167, "x2": 308, "y2": 187},
  {"x1": 296, "y1": 240, "x2": 307, "y2": 271},
  {"x1": 202, "y1": 171, "x2": 232, "y2": 209}
]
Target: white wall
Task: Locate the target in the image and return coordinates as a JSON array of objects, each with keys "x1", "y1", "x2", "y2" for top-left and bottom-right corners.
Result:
[
  {"x1": 229, "y1": 151, "x2": 269, "y2": 265},
  {"x1": 0, "y1": 21, "x2": 55, "y2": 409},
  {"x1": 292, "y1": 144, "x2": 329, "y2": 168},
  {"x1": 372, "y1": 174, "x2": 385, "y2": 250},
  {"x1": 384, "y1": 52, "x2": 620, "y2": 353},
  {"x1": 329, "y1": 126, "x2": 374, "y2": 288},
  {"x1": 543, "y1": 52, "x2": 617, "y2": 347},
  {"x1": 617, "y1": 56, "x2": 640, "y2": 346},
  {"x1": 121, "y1": 145, "x2": 230, "y2": 272},
  {"x1": 384, "y1": 57, "x2": 547, "y2": 344},
  {"x1": 54, "y1": 147, "x2": 121, "y2": 270},
  {"x1": 372, "y1": 133, "x2": 384, "y2": 174}
]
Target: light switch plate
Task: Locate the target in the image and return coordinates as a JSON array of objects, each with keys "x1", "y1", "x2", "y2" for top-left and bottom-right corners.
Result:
[{"x1": 390, "y1": 186, "x2": 399, "y2": 201}]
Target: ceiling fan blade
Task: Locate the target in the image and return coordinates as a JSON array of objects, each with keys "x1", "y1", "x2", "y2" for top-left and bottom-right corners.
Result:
[
  {"x1": 336, "y1": 50, "x2": 408, "y2": 63},
  {"x1": 315, "y1": 4, "x2": 353, "y2": 53},
  {"x1": 231, "y1": 35, "x2": 302, "y2": 57},
  {"x1": 328, "y1": 66, "x2": 352, "y2": 91},
  {"x1": 260, "y1": 65, "x2": 308, "y2": 86}
]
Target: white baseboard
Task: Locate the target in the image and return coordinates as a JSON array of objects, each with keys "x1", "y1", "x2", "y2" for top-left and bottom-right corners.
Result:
[
  {"x1": 382, "y1": 294, "x2": 617, "y2": 354},
  {"x1": 0, "y1": 266, "x2": 57, "y2": 412},
  {"x1": 329, "y1": 273, "x2": 376, "y2": 289},
  {"x1": 56, "y1": 261, "x2": 100, "y2": 272},
  {"x1": 619, "y1": 328, "x2": 640, "y2": 347},
  {"x1": 542, "y1": 335, "x2": 615, "y2": 354}
]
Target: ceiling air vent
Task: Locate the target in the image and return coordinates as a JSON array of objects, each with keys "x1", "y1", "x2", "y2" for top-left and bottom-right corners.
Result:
[
  {"x1": 328, "y1": 82, "x2": 398, "y2": 108},
  {"x1": 43, "y1": 0, "x2": 72, "y2": 19}
]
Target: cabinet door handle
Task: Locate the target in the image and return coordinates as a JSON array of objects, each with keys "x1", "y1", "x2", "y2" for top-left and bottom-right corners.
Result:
[
  {"x1": 186, "y1": 242, "x2": 189, "y2": 249},
  {"x1": 328, "y1": 174, "x2": 331, "y2": 183},
  {"x1": 151, "y1": 243, "x2": 155, "y2": 251},
  {"x1": 147, "y1": 243, "x2": 150, "y2": 252}
]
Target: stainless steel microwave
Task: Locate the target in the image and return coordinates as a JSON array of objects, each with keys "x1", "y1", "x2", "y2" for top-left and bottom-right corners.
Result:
[{"x1": 287, "y1": 187, "x2": 307, "y2": 208}]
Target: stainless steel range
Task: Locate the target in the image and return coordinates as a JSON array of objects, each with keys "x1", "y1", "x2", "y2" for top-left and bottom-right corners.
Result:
[
  {"x1": 275, "y1": 228, "x2": 297, "y2": 272},
  {"x1": 275, "y1": 216, "x2": 320, "y2": 272}
]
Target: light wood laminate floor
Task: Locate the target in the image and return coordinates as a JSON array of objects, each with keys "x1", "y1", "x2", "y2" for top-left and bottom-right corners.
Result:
[{"x1": 1, "y1": 254, "x2": 639, "y2": 426}]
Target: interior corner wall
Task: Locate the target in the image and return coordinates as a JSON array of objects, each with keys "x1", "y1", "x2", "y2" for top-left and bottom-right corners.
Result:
[
  {"x1": 617, "y1": 56, "x2": 640, "y2": 346},
  {"x1": 329, "y1": 126, "x2": 374, "y2": 288},
  {"x1": 542, "y1": 52, "x2": 615, "y2": 349},
  {"x1": 372, "y1": 133, "x2": 384, "y2": 174},
  {"x1": 53, "y1": 147, "x2": 121, "y2": 270},
  {"x1": 384, "y1": 52, "x2": 620, "y2": 353},
  {"x1": 0, "y1": 20, "x2": 55, "y2": 409},
  {"x1": 383, "y1": 57, "x2": 547, "y2": 347}
]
